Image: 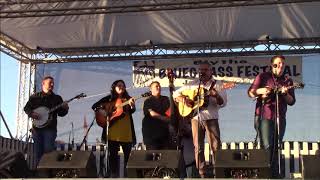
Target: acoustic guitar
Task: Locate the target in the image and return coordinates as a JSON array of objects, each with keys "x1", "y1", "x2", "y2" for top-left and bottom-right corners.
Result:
[
  {"x1": 95, "y1": 92, "x2": 151, "y2": 128},
  {"x1": 178, "y1": 82, "x2": 235, "y2": 117}
]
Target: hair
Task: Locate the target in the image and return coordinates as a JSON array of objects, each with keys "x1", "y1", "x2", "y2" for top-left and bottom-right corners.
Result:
[
  {"x1": 110, "y1": 79, "x2": 130, "y2": 100},
  {"x1": 149, "y1": 81, "x2": 160, "y2": 88},
  {"x1": 271, "y1": 55, "x2": 285, "y2": 64},
  {"x1": 198, "y1": 61, "x2": 211, "y2": 67},
  {"x1": 42, "y1": 75, "x2": 54, "y2": 81}
]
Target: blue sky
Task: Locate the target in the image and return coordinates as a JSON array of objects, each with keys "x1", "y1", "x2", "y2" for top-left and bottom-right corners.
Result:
[{"x1": 0, "y1": 53, "x2": 18, "y2": 138}]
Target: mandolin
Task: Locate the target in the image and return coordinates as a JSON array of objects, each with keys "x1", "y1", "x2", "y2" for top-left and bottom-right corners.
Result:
[{"x1": 258, "y1": 82, "x2": 304, "y2": 101}]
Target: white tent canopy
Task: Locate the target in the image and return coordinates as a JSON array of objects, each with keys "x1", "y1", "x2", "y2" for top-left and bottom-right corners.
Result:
[{"x1": 1, "y1": 1, "x2": 320, "y2": 50}]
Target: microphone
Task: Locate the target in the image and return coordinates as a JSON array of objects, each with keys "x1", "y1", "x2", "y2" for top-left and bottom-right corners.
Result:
[{"x1": 272, "y1": 64, "x2": 278, "y2": 68}]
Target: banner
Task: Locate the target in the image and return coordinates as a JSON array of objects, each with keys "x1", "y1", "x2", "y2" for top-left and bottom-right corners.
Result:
[{"x1": 133, "y1": 56, "x2": 302, "y2": 87}]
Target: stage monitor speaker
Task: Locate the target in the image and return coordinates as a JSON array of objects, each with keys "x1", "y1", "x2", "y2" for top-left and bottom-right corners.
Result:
[
  {"x1": 127, "y1": 150, "x2": 182, "y2": 178},
  {"x1": 302, "y1": 154, "x2": 320, "y2": 179},
  {"x1": 0, "y1": 151, "x2": 29, "y2": 178},
  {"x1": 215, "y1": 149, "x2": 271, "y2": 178},
  {"x1": 37, "y1": 151, "x2": 96, "y2": 178}
]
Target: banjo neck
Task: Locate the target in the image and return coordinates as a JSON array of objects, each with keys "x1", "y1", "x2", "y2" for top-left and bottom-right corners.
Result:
[
  {"x1": 48, "y1": 93, "x2": 86, "y2": 113},
  {"x1": 48, "y1": 98, "x2": 73, "y2": 113}
]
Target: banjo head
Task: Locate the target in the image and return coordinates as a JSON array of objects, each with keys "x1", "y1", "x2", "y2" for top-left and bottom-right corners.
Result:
[{"x1": 33, "y1": 106, "x2": 50, "y2": 128}]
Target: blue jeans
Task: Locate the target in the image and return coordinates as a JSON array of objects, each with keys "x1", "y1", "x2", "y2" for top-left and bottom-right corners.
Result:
[
  {"x1": 258, "y1": 117, "x2": 286, "y2": 178},
  {"x1": 32, "y1": 128, "x2": 57, "y2": 165},
  {"x1": 259, "y1": 118, "x2": 286, "y2": 150}
]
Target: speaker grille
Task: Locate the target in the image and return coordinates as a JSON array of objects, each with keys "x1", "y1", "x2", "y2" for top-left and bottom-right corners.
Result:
[
  {"x1": 127, "y1": 150, "x2": 182, "y2": 178},
  {"x1": 37, "y1": 151, "x2": 96, "y2": 178},
  {"x1": 215, "y1": 149, "x2": 271, "y2": 178},
  {"x1": 302, "y1": 155, "x2": 320, "y2": 179}
]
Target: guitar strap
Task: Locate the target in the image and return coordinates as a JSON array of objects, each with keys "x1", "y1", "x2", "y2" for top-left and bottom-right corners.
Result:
[{"x1": 201, "y1": 80, "x2": 216, "y2": 109}]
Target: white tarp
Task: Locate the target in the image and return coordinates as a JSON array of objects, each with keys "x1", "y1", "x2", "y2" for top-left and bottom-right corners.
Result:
[
  {"x1": 27, "y1": 55, "x2": 319, "y2": 144},
  {"x1": 133, "y1": 56, "x2": 302, "y2": 87},
  {"x1": 1, "y1": 2, "x2": 320, "y2": 50}
]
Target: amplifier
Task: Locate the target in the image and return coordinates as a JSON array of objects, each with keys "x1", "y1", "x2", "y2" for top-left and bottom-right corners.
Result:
[
  {"x1": 37, "y1": 151, "x2": 97, "y2": 178},
  {"x1": 215, "y1": 149, "x2": 271, "y2": 178},
  {"x1": 301, "y1": 154, "x2": 320, "y2": 179},
  {"x1": 127, "y1": 150, "x2": 182, "y2": 178}
]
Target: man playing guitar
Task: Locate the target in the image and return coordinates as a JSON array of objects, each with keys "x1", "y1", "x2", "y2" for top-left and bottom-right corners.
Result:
[
  {"x1": 173, "y1": 61, "x2": 227, "y2": 178},
  {"x1": 24, "y1": 76, "x2": 69, "y2": 165}
]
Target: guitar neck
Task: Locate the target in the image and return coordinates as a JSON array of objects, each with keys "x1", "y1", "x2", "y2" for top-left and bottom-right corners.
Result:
[
  {"x1": 117, "y1": 96, "x2": 143, "y2": 108},
  {"x1": 213, "y1": 76, "x2": 254, "y2": 84}
]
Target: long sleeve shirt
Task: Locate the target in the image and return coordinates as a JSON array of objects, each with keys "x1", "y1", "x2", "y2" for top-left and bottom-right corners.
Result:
[
  {"x1": 250, "y1": 72, "x2": 296, "y2": 120},
  {"x1": 24, "y1": 91, "x2": 68, "y2": 130}
]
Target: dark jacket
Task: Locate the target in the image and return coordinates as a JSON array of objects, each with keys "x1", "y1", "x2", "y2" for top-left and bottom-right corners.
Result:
[{"x1": 24, "y1": 91, "x2": 68, "y2": 131}]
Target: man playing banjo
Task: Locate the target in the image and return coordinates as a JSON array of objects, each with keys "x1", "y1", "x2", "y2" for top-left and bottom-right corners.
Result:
[{"x1": 24, "y1": 76, "x2": 69, "y2": 165}]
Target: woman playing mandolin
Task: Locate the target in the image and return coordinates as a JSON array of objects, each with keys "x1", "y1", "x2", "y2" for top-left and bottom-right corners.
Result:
[{"x1": 92, "y1": 80, "x2": 136, "y2": 178}]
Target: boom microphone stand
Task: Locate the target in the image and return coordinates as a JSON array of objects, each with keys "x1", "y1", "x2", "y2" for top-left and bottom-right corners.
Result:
[
  {"x1": 79, "y1": 117, "x2": 95, "y2": 149},
  {"x1": 0, "y1": 110, "x2": 14, "y2": 139}
]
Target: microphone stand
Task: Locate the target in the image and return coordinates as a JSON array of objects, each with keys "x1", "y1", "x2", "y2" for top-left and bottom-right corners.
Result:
[
  {"x1": 274, "y1": 87, "x2": 281, "y2": 177},
  {"x1": 71, "y1": 122, "x2": 75, "y2": 147},
  {"x1": 104, "y1": 117, "x2": 110, "y2": 177},
  {"x1": 0, "y1": 110, "x2": 14, "y2": 139},
  {"x1": 97, "y1": 116, "x2": 110, "y2": 177},
  {"x1": 68, "y1": 131, "x2": 71, "y2": 150},
  {"x1": 79, "y1": 117, "x2": 95, "y2": 149},
  {"x1": 195, "y1": 78, "x2": 202, "y2": 177}
]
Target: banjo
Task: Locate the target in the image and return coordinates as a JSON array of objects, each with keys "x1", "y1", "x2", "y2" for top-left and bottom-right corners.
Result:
[{"x1": 32, "y1": 93, "x2": 86, "y2": 128}]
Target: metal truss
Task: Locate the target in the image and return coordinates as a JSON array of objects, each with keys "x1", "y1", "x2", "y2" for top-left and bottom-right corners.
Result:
[
  {"x1": 12, "y1": 37, "x2": 320, "y2": 64},
  {"x1": 0, "y1": 33, "x2": 35, "y2": 62},
  {"x1": 0, "y1": 0, "x2": 319, "y2": 18},
  {"x1": 15, "y1": 62, "x2": 36, "y2": 140},
  {"x1": 1, "y1": 30, "x2": 320, "y2": 63}
]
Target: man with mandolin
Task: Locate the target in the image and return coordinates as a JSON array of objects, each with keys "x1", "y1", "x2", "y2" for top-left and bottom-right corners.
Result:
[
  {"x1": 24, "y1": 76, "x2": 69, "y2": 165},
  {"x1": 173, "y1": 61, "x2": 227, "y2": 178},
  {"x1": 248, "y1": 55, "x2": 296, "y2": 178},
  {"x1": 92, "y1": 80, "x2": 136, "y2": 178}
]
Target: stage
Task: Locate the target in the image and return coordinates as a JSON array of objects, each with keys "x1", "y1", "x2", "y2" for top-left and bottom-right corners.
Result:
[{"x1": 1, "y1": 136, "x2": 319, "y2": 179}]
